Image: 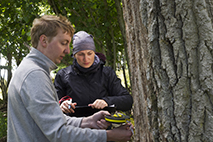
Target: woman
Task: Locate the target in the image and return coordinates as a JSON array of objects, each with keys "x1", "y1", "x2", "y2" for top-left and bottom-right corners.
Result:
[{"x1": 54, "y1": 31, "x2": 133, "y2": 116}]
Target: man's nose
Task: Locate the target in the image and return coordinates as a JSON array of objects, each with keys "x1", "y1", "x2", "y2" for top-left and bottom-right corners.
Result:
[{"x1": 65, "y1": 46, "x2": 70, "y2": 54}]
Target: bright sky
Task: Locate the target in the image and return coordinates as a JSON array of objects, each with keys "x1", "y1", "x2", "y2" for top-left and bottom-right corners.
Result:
[
  {"x1": 0, "y1": 54, "x2": 17, "y2": 81},
  {"x1": 0, "y1": 55, "x2": 8, "y2": 79},
  {"x1": 0, "y1": 54, "x2": 7, "y2": 99}
]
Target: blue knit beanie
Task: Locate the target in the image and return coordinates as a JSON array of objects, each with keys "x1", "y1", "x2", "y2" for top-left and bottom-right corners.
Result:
[{"x1": 72, "y1": 31, "x2": 95, "y2": 55}]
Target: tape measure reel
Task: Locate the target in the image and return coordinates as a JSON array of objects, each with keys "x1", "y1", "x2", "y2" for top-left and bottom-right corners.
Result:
[{"x1": 105, "y1": 113, "x2": 130, "y2": 124}]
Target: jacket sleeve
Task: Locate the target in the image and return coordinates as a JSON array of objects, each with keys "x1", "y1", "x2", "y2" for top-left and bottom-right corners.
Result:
[
  {"x1": 21, "y1": 70, "x2": 107, "y2": 142},
  {"x1": 102, "y1": 67, "x2": 133, "y2": 111},
  {"x1": 54, "y1": 69, "x2": 67, "y2": 100}
]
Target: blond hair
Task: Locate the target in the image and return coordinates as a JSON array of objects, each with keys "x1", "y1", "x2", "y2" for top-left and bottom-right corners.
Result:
[{"x1": 31, "y1": 15, "x2": 75, "y2": 48}]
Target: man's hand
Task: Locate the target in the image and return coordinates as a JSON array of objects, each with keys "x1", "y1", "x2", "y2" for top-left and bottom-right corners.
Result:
[
  {"x1": 81, "y1": 111, "x2": 111, "y2": 129},
  {"x1": 88, "y1": 99, "x2": 108, "y2": 109},
  {"x1": 60, "y1": 100, "x2": 77, "y2": 114},
  {"x1": 107, "y1": 123, "x2": 133, "y2": 142}
]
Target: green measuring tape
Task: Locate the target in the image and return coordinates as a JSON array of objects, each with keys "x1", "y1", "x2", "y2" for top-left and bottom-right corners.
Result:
[
  {"x1": 105, "y1": 113, "x2": 134, "y2": 134},
  {"x1": 105, "y1": 113, "x2": 130, "y2": 124}
]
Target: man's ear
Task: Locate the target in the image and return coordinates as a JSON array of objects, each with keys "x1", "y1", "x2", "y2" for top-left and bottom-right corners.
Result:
[{"x1": 39, "y1": 35, "x2": 47, "y2": 47}]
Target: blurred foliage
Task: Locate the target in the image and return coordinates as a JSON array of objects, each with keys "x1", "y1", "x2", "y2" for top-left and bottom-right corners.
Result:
[
  {"x1": 0, "y1": 1, "x2": 131, "y2": 140},
  {"x1": 0, "y1": 0, "x2": 129, "y2": 83},
  {"x1": 0, "y1": 108, "x2": 7, "y2": 139},
  {"x1": 0, "y1": 0, "x2": 40, "y2": 65},
  {"x1": 0, "y1": 0, "x2": 126, "y2": 68},
  {"x1": 47, "y1": 0, "x2": 126, "y2": 69}
]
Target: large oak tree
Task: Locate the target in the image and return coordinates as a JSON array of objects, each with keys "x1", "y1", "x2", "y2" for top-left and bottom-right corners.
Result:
[{"x1": 122, "y1": 0, "x2": 213, "y2": 141}]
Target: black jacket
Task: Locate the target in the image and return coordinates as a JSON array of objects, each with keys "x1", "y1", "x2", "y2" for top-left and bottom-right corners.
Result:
[{"x1": 54, "y1": 62, "x2": 133, "y2": 111}]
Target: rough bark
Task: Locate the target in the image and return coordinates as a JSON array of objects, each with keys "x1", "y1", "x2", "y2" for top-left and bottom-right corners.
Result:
[{"x1": 122, "y1": 0, "x2": 213, "y2": 141}]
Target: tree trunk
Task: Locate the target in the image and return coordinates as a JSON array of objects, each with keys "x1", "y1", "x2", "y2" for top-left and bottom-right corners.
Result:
[
  {"x1": 122, "y1": 0, "x2": 213, "y2": 141},
  {"x1": 109, "y1": 25, "x2": 117, "y2": 70},
  {"x1": 115, "y1": 0, "x2": 132, "y2": 85},
  {"x1": 122, "y1": 63, "x2": 128, "y2": 90}
]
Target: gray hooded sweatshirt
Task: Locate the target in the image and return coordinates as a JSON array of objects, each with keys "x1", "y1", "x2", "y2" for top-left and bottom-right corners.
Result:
[{"x1": 7, "y1": 48, "x2": 107, "y2": 142}]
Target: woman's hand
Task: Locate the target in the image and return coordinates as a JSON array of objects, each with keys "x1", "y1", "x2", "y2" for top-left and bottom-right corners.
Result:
[
  {"x1": 88, "y1": 99, "x2": 108, "y2": 109},
  {"x1": 60, "y1": 100, "x2": 77, "y2": 114}
]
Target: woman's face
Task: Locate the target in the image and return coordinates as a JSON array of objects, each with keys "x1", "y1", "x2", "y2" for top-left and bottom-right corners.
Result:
[{"x1": 74, "y1": 50, "x2": 95, "y2": 68}]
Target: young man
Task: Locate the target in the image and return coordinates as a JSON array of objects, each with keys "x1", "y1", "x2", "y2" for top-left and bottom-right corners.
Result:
[{"x1": 7, "y1": 15, "x2": 132, "y2": 142}]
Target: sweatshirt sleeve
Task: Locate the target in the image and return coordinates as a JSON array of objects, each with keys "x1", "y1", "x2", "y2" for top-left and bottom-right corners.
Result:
[
  {"x1": 102, "y1": 67, "x2": 133, "y2": 111},
  {"x1": 20, "y1": 70, "x2": 107, "y2": 142}
]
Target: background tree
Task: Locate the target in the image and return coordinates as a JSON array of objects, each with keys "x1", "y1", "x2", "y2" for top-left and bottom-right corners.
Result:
[
  {"x1": 0, "y1": 0, "x2": 40, "y2": 102},
  {"x1": 0, "y1": 0, "x2": 130, "y2": 104},
  {"x1": 47, "y1": 0, "x2": 129, "y2": 72},
  {"x1": 122, "y1": 0, "x2": 213, "y2": 141}
]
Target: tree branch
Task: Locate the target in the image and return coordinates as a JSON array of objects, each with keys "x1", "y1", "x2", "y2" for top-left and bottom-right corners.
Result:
[{"x1": 47, "y1": 0, "x2": 61, "y2": 15}]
